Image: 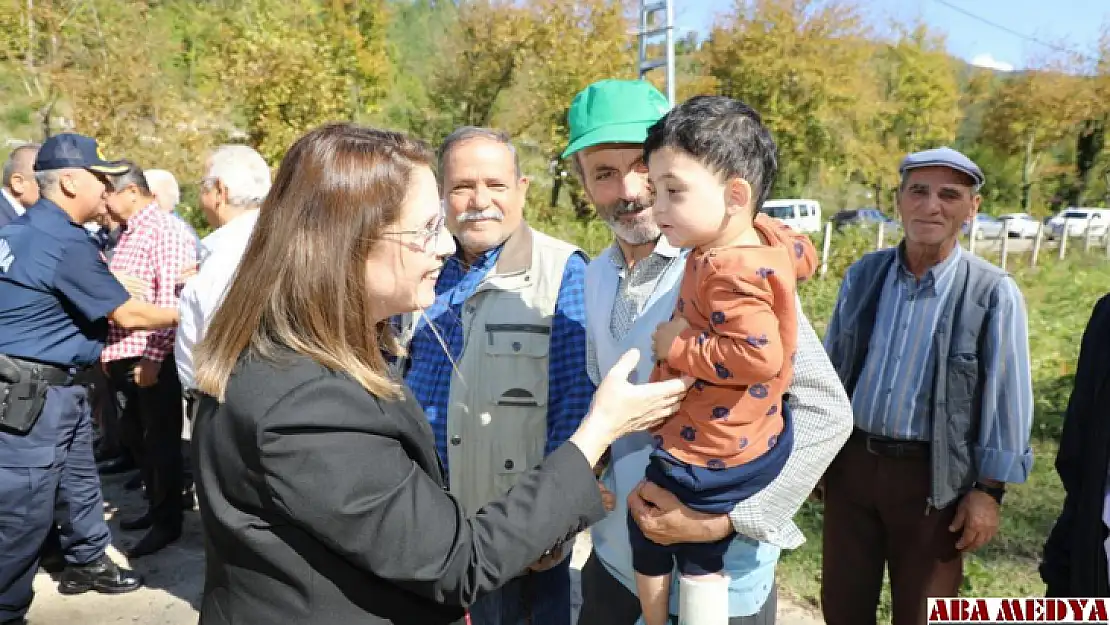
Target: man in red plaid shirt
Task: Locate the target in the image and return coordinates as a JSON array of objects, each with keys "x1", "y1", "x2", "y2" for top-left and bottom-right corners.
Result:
[{"x1": 100, "y1": 161, "x2": 197, "y2": 558}]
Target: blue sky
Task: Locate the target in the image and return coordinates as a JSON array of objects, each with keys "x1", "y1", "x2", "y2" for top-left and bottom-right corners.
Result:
[{"x1": 677, "y1": 0, "x2": 1107, "y2": 71}]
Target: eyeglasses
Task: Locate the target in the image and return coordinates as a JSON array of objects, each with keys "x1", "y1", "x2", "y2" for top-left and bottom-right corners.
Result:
[{"x1": 383, "y1": 202, "x2": 447, "y2": 252}]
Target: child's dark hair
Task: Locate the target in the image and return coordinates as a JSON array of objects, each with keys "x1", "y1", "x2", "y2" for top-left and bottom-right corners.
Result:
[{"x1": 643, "y1": 95, "x2": 779, "y2": 212}]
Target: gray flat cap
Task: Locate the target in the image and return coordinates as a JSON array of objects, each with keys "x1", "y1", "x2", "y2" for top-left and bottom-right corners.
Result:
[{"x1": 899, "y1": 146, "x2": 985, "y2": 189}]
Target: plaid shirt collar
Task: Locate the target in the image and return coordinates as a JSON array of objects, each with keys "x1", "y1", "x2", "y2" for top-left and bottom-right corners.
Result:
[
  {"x1": 607, "y1": 234, "x2": 683, "y2": 272},
  {"x1": 123, "y1": 201, "x2": 161, "y2": 231}
]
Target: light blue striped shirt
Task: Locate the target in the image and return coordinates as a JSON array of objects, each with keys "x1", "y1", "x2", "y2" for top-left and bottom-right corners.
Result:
[{"x1": 827, "y1": 245, "x2": 1034, "y2": 484}]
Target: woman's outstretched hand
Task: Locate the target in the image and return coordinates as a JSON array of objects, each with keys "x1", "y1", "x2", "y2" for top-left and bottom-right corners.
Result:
[{"x1": 570, "y1": 348, "x2": 692, "y2": 468}]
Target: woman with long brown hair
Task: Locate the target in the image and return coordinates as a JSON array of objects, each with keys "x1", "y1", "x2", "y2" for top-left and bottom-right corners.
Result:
[{"x1": 189, "y1": 122, "x2": 689, "y2": 625}]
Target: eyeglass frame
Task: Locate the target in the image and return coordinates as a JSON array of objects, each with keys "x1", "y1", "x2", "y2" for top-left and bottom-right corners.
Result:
[{"x1": 381, "y1": 200, "x2": 448, "y2": 252}]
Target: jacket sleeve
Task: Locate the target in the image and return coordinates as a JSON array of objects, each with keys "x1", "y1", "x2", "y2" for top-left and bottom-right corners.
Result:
[
  {"x1": 256, "y1": 375, "x2": 606, "y2": 607},
  {"x1": 1041, "y1": 294, "x2": 1110, "y2": 594}
]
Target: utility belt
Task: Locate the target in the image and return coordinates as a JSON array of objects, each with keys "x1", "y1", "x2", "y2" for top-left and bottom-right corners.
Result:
[{"x1": 0, "y1": 354, "x2": 77, "y2": 435}]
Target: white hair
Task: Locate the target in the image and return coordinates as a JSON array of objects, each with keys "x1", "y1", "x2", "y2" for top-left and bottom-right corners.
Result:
[
  {"x1": 145, "y1": 169, "x2": 181, "y2": 210},
  {"x1": 205, "y1": 145, "x2": 271, "y2": 208}
]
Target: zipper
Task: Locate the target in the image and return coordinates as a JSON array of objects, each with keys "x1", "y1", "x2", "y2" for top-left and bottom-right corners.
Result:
[{"x1": 484, "y1": 323, "x2": 550, "y2": 335}]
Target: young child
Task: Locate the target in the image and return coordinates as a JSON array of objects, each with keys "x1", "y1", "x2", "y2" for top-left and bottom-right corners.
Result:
[{"x1": 628, "y1": 95, "x2": 818, "y2": 625}]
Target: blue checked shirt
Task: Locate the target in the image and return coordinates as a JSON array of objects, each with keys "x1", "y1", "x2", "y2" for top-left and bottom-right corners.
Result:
[
  {"x1": 404, "y1": 243, "x2": 594, "y2": 482},
  {"x1": 826, "y1": 244, "x2": 1034, "y2": 484}
]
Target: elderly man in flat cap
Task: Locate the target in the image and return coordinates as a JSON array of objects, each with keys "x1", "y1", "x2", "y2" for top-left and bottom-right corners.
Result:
[{"x1": 820, "y1": 147, "x2": 1034, "y2": 625}]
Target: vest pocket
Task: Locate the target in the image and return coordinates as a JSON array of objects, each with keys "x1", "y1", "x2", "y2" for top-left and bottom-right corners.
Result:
[
  {"x1": 484, "y1": 325, "x2": 550, "y2": 409},
  {"x1": 483, "y1": 325, "x2": 550, "y2": 499},
  {"x1": 945, "y1": 354, "x2": 979, "y2": 415}
]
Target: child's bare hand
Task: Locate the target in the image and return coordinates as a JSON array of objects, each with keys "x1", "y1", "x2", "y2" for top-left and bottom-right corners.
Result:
[
  {"x1": 652, "y1": 317, "x2": 689, "y2": 362},
  {"x1": 598, "y1": 481, "x2": 616, "y2": 512}
]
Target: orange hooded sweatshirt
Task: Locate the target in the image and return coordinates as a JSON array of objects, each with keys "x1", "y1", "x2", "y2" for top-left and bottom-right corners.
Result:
[{"x1": 650, "y1": 214, "x2": 819, "y2": 469}]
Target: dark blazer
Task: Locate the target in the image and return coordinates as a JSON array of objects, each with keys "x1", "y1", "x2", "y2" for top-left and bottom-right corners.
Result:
[
  {"x1": 1041, "y1": 294, "x2": 1110, "y2": 597},
  {"x1": 193, "y1": 351, "x2": 606, "y2": 625}
]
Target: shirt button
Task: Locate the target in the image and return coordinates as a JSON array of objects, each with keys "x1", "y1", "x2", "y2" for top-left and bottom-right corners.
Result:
[
  {"x1": 450, "y1": 435, "x2": 462, "y2": 445},
  {"x1": 504, "y1": 459, "x2": 514, "y2": 470}
]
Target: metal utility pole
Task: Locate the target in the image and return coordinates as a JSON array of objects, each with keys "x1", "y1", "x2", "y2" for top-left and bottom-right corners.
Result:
[{"x1": 637, "y1": 0, "x2": 675, "y2": 106}]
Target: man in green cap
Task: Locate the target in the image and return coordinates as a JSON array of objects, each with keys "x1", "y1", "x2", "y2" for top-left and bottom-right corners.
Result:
[{"x1": 567, "y1": 79, "x2": 853, "y2": 624}]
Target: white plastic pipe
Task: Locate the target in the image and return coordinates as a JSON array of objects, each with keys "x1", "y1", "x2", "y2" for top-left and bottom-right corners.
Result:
[{"x1": 677, "y1": 575, "x2": 730, "y2": 625}]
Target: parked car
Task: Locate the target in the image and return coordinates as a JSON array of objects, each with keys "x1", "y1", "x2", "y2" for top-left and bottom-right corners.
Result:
[
  {"x1": 997, "y1": 213, "x2": 1041, "y2": 238},
  {"x1": 758, "y1": 199, "x2": 822, "y2": 233},
  {"x1": 962, "y1": 213, "x2": 1005, "y2": 239},
  {"x1": 830, "y1": 208, "x2": 902, "y2": 233},
  {"x1": 1047, "y1": 208, "x2": 1110, "y2": 239}
]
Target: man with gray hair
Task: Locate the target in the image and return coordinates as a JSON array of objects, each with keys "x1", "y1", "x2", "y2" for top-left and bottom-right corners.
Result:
[
  {"x1": 144, "y1": 169, "x2": 180, "y2": 214},
  {"x1": 175, "y1": 144, "x2": 271, "y2": 398},
  {"x1": 0, "y1": 144, "x2": 41, "y2": 228},
  {"x1": 145, "y1": 168, "x2": 199, "y2": 248},
  {"x1": 193, "y1": 144, "x2": 271, "y2": 264},
  {"x1": 395, "y1": 126, "x2": 593, "y2": 625},
  {"x1": 821, "y1": 146, "x2": 1034, "y2": 624}
]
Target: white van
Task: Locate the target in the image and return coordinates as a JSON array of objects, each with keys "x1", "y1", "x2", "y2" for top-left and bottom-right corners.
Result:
[{"x1": 758, "y1": 199, "x2": 822, "y2": 233}]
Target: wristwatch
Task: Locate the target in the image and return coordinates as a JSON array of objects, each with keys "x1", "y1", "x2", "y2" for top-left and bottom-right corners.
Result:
[{"x1": 972, "y1": 481, "x2": 1006, "y2": 505}]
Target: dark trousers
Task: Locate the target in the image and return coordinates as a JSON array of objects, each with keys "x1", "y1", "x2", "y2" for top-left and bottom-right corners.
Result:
[
  {"x1": 577, "y1": 552, "x2": 777, "y2": 625},
  {"x1": 108, "y1": 355, "x2": 184, "y2": 529},
  {"x1": 0, "y1": 386, "x2": 111, "y2": 621},
  {"x1": 83, "y1": 363, "x2": 124, "y2": 459},
  {"x1": 468, "y1": 555, "x2": 571, "y2": 625},
  {"x1": 821, "y1": 431, "x2": 963, "y2": 625}
]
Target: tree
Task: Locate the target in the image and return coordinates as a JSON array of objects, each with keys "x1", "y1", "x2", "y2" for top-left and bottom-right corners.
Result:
[
  {"x1": 512, "y1": 0, "x2": 633, "y2": 156},
  {"x1": 207, "y1": 0, "x2": 392, "y2": 165},
  {"x1": 422, "y1": 0, "x2": 536, "y2": 141},
  {"x1": 0, "y1": 0, "x2": 216, "y2": 178},
  {"x1": 701, "y1": 0, "x2": 875, "y2": 196},
  {"x1": 877, "y1": 24, "x2": 960, "y2": 154},
  {"x1": 859, "y1": 22, "x2": 961, "y2": 209},
  {"x1": 980, "y1": 53, "x2": 1096, "y2": 211},
  {"x1": 1083, "y1": 24, "x2": 1110, "y2": 205},
  {"x1": 422, "y1": 0, "x2": 633, "y2": 216}
]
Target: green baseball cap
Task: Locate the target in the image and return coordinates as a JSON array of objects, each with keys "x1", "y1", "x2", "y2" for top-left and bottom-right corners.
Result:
[{"x1": 561, "y1": 79, "x2": 671, "y2": 159}]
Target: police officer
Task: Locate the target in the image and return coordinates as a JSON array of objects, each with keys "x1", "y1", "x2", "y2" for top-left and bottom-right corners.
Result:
[{"x1": 0, "y1": 133, "x2": 180, "y2": 624}]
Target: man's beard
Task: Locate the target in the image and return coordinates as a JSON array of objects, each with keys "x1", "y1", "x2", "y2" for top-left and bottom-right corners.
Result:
[{"x1": 600, "y1": 198, "x2": 660, "y2": 246}]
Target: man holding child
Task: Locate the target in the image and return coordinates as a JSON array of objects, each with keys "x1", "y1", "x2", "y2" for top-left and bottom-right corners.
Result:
[{"x1": 567, "y1": 79, "x2": 851, "y2": 625}]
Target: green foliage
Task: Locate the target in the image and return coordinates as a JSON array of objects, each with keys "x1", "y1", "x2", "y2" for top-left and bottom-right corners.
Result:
[
  {"x1": 702, "y1": 0, "x2": 875, "y2": 195},
  {"x1": 206, "y1": 0, "x2": 392, "y2": 166},
  {"x1": 0, "y1": 1, "x2": 1107, "y2": 218}
]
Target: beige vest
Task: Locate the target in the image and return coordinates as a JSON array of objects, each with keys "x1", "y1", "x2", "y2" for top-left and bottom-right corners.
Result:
[{"x1": 439, "y1": 224, "x2": 580, "y2": 516}]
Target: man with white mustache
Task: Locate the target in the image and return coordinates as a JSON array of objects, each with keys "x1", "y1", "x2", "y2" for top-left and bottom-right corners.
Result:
[{"x1": 397, "y1": 127, "x2": 593, "y2": 625}]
